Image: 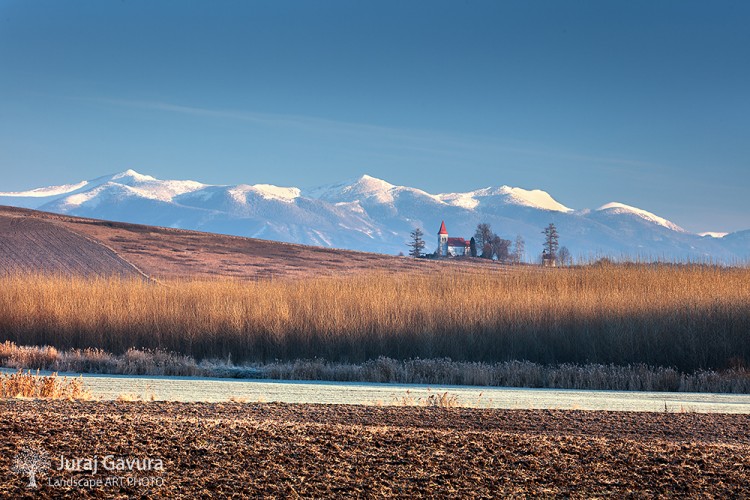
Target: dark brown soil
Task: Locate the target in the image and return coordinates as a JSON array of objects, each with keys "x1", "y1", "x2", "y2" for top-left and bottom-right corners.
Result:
[
  {"x1": 0, "y1": 213, "x2": 143, "y2": 278},
  {"x1": 1, "y1": 401, "x2": 748, "y2": 498}
]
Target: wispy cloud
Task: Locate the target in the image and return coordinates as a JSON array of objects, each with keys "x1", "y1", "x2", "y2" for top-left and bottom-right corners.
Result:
[
  {"x1": 72, "y1": 96, "x2": 427, "y2": 140},
  {"x1": 73, "y1": 96, "x2": 669, "y2": 173}
]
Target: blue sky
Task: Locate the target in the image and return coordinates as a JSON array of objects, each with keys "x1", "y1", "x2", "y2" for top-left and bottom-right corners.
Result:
[{"x1": 1, "y1": 1, "x2": 748, "y2": 233}]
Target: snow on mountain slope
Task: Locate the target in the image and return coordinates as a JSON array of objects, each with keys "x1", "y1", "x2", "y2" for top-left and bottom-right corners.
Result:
[
  {"x1": 307, "y1": 175, "x2": 396, "y2": 203},
  {"x1": 436, "y1": 191, "x2": 479, "y2": 210},
  {"x1": 0, "y1": 170, "x2": 746, "y2": 261},
  {"x1": 0, "y1": 169, "x2": 204, "y2": 209},
  {"x1": 712, "y1": 230, "x2": 750, "y2": 261},
  {"x1": 307, "y1": 174, "x2": 442, "y2": 207},
  {"x1": 251, "y1": 184, "x2": 301, "y2": 203},
  {"x1": 110, "y1": 169, "x2": 156, "y2": 183},
  {"x1": 60, "y1": 183, "x2": 129, "y2": 209},
  {"x1": 596, "y1": 202, "x2": 686, "y2": 233},
  {"x1": 29, "y1": 170, "x2": 389, "y2": 251},
  {"x1": 439, "y1": 186, "x2": 572, "y2": 213},
  {"x1": 0, "y1": 180, "x2": 89, "y2": 198},
  {"x1": 97, "y1": 169, "x2": 207, "y2": 202},
  {"x1": 0, "y1": 180, "x2": 91, "y2": 209},
  {"x1": 224, "y1": 184, "x2": 302, "y2": 206}
]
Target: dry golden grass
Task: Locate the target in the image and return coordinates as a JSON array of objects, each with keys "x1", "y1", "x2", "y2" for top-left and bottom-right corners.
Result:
[
  {"x1": 1, "y1": 263, "x2": 749, "y2": 371},
  {"x1": 395, "y1": 390, "x2": 462, "y2": 408},
  {"x1": 0, "y1": 341, "x2": 204, "y2": 377},
  {"x1": 0, "y1": 370, "x2": 90, "y2": 400}
]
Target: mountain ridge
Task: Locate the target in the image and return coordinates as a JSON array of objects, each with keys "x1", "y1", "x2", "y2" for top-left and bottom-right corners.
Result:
[{"x1": 0, "y1": 170, "x2": 746, "y2": 262}]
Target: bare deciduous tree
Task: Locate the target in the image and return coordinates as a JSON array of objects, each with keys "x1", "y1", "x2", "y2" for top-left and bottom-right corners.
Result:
[
  {"x1": 474, "y1": 223, "x2": 493, "y2": 250},
  {"x1": 12, "y1": 442, "x2": 50, "y2": 489},
  {"x1": 558, "y1": 246, "x2": 572, "y2": 266},
  {"x1": 481, "y1": 243, "x2": 493, "y2": 259},
  {"x1": 491, "y1": 235, "x2": 511, "y2": 262},
  {"x1": 512, "y1": 234, "x2": 525, "y2": 264}
]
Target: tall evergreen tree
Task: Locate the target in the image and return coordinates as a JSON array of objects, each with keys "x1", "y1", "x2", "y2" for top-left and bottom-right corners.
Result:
[
  {"x1": 469, "y1": 237, "x2": 477, "y2": 257},
  {"x1": 408, "y1": 227, "x2": 426, "y2": 258},
  {"x1": 542, "y1": 223, "x2": 559, "y2": 261}
]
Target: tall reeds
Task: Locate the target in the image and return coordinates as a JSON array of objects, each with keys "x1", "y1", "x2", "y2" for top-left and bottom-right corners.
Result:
[
  {"x1": 0, "y1": 264, "x2": 748, "y2": 371},
  {"x1": 3, "y1": 342, "x2": 750, "y2": 393},
  {"x1": 0, "y1": 370, "x2": 90, "y2": 399}
]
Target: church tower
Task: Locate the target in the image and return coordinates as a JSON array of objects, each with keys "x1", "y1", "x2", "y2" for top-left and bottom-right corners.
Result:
[{"x1": 437, "y1": 221, "x2": 449, "y2": 256}]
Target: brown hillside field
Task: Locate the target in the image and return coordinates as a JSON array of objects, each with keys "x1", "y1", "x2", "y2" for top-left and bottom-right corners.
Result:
[
  {"x1": 0, "y1": 211, "x2": 143, "y2": 278},
  {"x1": 0, "y1": 205, "x2": 504, "y2": 280}
]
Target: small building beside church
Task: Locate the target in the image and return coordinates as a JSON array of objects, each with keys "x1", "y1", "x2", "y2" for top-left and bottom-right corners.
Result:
[
  {"x1": 436, "y1": 221, "x2": 471, "y2": 257},
  {"x1": 542, "y1": 250, "x2": 556, "y2": 267}
]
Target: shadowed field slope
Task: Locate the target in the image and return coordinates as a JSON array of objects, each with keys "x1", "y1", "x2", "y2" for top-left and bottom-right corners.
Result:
[
  {"x1": 0, "y1": 205, "x2": 503, "y2": 280},
  {"x1": 0, "y1": 211, "x2": 143, "y2": 278}
]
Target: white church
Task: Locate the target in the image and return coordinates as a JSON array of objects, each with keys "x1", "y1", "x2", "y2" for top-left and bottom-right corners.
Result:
[{"x1": 436, "y1": 221, "x2": 471, "y2": 257}]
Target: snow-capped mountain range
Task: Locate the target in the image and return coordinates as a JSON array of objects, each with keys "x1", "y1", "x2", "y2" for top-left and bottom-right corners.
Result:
[{"x1": 0, "y1": 169, "x2": 747, "y2": 262}]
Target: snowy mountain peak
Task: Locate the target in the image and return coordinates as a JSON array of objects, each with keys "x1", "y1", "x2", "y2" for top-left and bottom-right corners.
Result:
[
  {"x1": 111, "y1": 169, "x2": 157, "y2": 182},
  {"x1": 48, "y1": 170, "x2": 206, "y2": 204},
  {"x1": 359, "y1": 173, "x2": 387, "y2": 182},
  {"x1": 495, "y1": 186, "x2": 572, "y2": 212},
  {"x1": 2, "y1": 170, "x2": 747, "y2": 262},
  {"x1": 353, "y1": 174, "x2": 396, "y2": 193},
  {"x1": 596, "y1": 202, "x2": 686, "y2": 232},
  {"x1": 307, "y1": 174, "x2": 397, "y2": 204},
  {"x1": 438, "y1": 185, "x2": 572, "y2": 212}
]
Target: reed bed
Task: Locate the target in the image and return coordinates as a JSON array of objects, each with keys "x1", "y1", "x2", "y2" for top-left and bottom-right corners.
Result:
[
  {"x1": 262, "y1": 357, "x2": 750, "y2": 393},
  {"x1": 0, "y1": 370, "x2": 90, "y2": 400},
  {"x1": 2, "y1": 342, "x2": 750, "y2": 393},
  {"x1": 0, "y1": 341, "x2": 202, "y2": 376},
  {"x1": 0, "y1": 264, "x2": 748, "y2": 373}
]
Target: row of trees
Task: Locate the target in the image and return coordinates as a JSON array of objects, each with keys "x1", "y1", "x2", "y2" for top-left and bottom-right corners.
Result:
[
  {"x1": 408, "y1": 222, "x2": 572, "y2": 265},
  {"x1": 473, "y1": 223, "x2": 525, "y2": 263},
  {"x1": 407, "y1": 223, "x2": 525, "y2": 263}
]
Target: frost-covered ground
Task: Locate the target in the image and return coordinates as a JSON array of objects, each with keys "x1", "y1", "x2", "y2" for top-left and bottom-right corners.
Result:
[{"x1": 7, "y1": 368, "x2": 750, "y2": 413}]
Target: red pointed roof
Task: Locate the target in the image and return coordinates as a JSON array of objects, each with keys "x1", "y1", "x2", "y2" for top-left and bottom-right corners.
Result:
[{"x1": 438, "y1": 221, "x2": 448, "y2": 235}]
